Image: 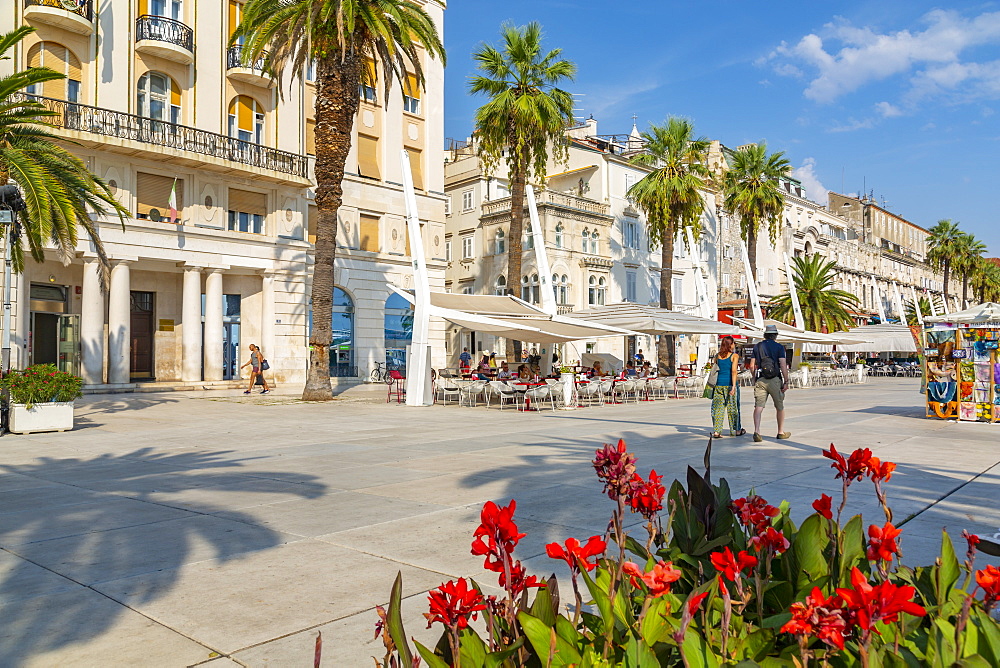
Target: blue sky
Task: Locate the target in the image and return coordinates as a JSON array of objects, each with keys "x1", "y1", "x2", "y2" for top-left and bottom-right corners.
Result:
[{"x1": 443, "y1": 1, "x2": 1000, "y2": 256}]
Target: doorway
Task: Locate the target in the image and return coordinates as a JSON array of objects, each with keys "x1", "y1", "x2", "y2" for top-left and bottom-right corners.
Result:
[
  {"x1": 130, "y1": 291, "x2": 155, "y2": 378},
  {"x1": 222, "y1": 294, "x2": 241, "y2": 380}
]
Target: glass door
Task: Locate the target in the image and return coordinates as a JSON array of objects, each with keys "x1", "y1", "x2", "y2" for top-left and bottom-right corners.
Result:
[{"x1": 57, "y1": 314, "x2": 81, "y2": 376}]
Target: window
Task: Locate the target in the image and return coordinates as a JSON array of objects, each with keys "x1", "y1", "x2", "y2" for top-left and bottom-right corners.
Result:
[
  {"x1": 495, "y1": 275, "x2": 507, "y2": 296},
  {"x1": 329, "y1": 287, "x2": 354, "y2": 374},
  {"x1": 406, "y1": 149, "x2": 423, "y2": 190},
  {"x1": 305, "y1": 118, "x2": 315, "y2": 155},
  {"x1": 521, "y1": 274, "x2": 539, "y2": 303},
  {"x1": 623, "y1": 218, "x2": 640, "y2": 249},
  {"x1": 445, "y1": 240, "x2": 452, "y2": 262},
  {"x1": 495, "y1": 229, "x2": 506, "y2": 255},
  {"x1": 560, "y1": 274, "x2": 569, "y2": 305},
  {"x1": 26, "y1": 42, "x2": 82, "y2": 102},
  {"x1": 305, "y1": 59, "x2": 316, "y2": 82},
  {"x1": 227, "y1": 188, "x2": 266, "y2": 234},
  {"x1": 461, "y1": 236, "x2": 474, "y2": 259},
  {"x1": 136, "y1": 172, "x2": 183, "y2": 222},
  {"x1": 768, "y1": 268, "x2": 775, "y2": 285},
  {"x1": 359, "y1": 214, "x2": 379, "y2": 251},
  {"x1": 582, "y1": 228, "x2": 589, "y2": 252},
  {"x1": 137, "y1": 71, "x2": 180, "y2": 124},
  {"x1": 462, "y1": 190, "x2": 474, "y2": 211},
  {"x1": 555, "y1": 223, "x2": 564, "y2": 248},
  {"x1": 673, "y1": 278, "x2": 683, "y2": 304},
  {"x1": 588, "y1": 276, "x2": 606, "y2": 305},
  {"x1": 722, "y1": 273, "x2": 730, "y2": 288},
  {"x1": 461, "y1": 286, "x2": 474, "y2": 295},
  {"x1": 360, "y1": 58, "x2": 377, "y2": 102},
  {"x1": 148, "y1": 0, "x2": 183, "y2": 20},
  {"x1": 590, "y1": 231, "x2": 599, "y2": 255},
  {"x1": 625, "y1": 172, "x2": 637, "y2": 194},
  {"x1": 444, "y1": 197, "x2": 452, "y2": 216},
  {"x1": 723, "y1": 244, "x2": 731, "y2": 259},
  {"x1": 597, "y1": 276, "x2": 606, "y2": 305},
  {"x1": 357, "y1": 134, "x2": 380, "y2": 179},
  {"x1": 626, "y1": 271, "x2": 636, "y2": 302},
  {"x1": 524, "y1": 226, "x2": 534, "y2": 250},
  {"x1": 402, "y1": 72, "x2": 420, "y2": 114},
  {"x1": 228, "y1": 95, "x2": 264, "y2": 144},
  {"x1": 384, "y1": 294, "x2": 413, "y2": 370}
]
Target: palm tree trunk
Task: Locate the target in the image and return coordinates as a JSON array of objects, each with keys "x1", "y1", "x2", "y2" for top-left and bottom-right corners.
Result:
[
  {"x1": 302, "y1": 55, "x2": 361, "y2": 401},
  {"x1": 746, "y1": 224, "x2": 758, "y2": 282},
  {"x1": 942, "y1": 260, "x2": 950, "y2": 300},
  {"x1": 962, "y1": 271, "x2": 969, "y2": 304},
  {"x1": 658, "y1": 227, "x2": 675, "y2": 375},
  {"x1": 505, "y1": 143, "x2": 528, "y2": 361}
]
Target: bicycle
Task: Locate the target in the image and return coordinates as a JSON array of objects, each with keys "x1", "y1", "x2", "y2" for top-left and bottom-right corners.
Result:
[{"x1": 370, "y1": 361, "x2": 392, "y2": 384}]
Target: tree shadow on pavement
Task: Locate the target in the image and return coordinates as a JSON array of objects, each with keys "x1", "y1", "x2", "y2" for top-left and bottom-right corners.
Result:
[{"x1": 0, "y1": 448, "x2": 326, "y2": 661}]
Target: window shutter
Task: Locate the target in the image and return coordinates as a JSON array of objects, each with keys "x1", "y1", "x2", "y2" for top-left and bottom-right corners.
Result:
[
  {"x1": 228, "y1": 0, "x2": 239, "y2": 37},
  {"x1": 228, "y1": 188, "x2": 266, "y2": 216},
  {"x1": 404, "y1": 72, "x2": 419, "y2": 98},
  {"x1": 136, "y1": 172, "x2": 182, "y2": 220},
  {"x1": 170, "y1": 77, "x2": 181, "y2": 108},
  {"x1": 41, "y1": 44, "x2": 67, "y2": 99},
  {"x1": 363, "y1": 58, "x2": 377, "y2": 89},
  {"x1": 357, "y1": 134, "x2": 380, "y2": 179},
  {"x1": 305, "y1": 118, "x2": 316, "y2": 155},
  {"x1": 407, "y1": 149, "x2": 423, "y2": 190},
  {"x1": 307, "y1": 204, "x2": 317, "y2": 244},
  {"x1": 66, "y1": 49, "x2": 82, "y2": 83},
  {"x1": 27, "y1": 43, "x2": 42, "y2": 68},
  {"x1": 359, "y1": 214, "x2": 380, "y2": 252},
  {"x1": 237, "y1": 95, "x2": 253, "y2": 130},
  {"x1": 139, "y1": 0, "x2": 148, "y2": 16}
]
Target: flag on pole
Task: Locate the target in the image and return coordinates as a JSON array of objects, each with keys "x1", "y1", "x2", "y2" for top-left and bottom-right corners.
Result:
[{"x1": 168, "y1": 178, "x2": 178, "y2": 222}]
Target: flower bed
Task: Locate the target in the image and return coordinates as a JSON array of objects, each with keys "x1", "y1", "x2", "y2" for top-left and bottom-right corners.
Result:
[
  {"x1": 3, "y1": 363, "x2": 83, "y2": 408},
  {"x1": 366, "y1": 438, "x2": 1000, "y2": 666}
]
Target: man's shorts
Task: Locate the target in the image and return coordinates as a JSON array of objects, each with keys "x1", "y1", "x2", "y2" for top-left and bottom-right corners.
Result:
[{"x1": 754, "y1": 376, "x2": 785, "y2": 410}]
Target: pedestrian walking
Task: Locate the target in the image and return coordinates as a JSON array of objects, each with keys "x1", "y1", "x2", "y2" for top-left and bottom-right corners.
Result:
[
  {"x1": 241, "y1": 343, "x2": 270, "y2": 395},
  {"x1": 748, "y1": 325, "x2": 790, "y2": 442},
  {"x1": 707, "y1": 335, "x2": 745, "y2": 438},
  {"x1": 459, "y1": 347, "x2": 472, "y2": 372}
]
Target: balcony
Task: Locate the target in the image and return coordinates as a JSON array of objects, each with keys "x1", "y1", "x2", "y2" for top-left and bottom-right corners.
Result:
[
  {"x1": 226, "y1": 45, "x2": 273, "y2": 87},
  {"x1": 23, "y1": 0, "x2": 94, "y2": 34},
  {"x1": 481, "y1": 189, "x2": 612, "y2": 218},
  {"x1": 135, "y1": 15, "x2": 194, "y2": 64},
  {"x1": 19, "y1": 94, "x2": 309, "y2": 184}
]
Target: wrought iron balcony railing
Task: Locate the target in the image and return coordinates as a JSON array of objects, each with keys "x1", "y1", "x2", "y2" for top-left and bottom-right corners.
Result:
[
  {"x1": 24, "y1": 0, "x2": 93, "y2": 22},
  {"x1": 18, "y1": 94, "x2": 308, "y2": 178},
  {"x1": 136, "y1": 15, "x2": 194, "y2": 53},
  {"x1": 226, "y1": 45, "x2": 267, "y2": 72}
]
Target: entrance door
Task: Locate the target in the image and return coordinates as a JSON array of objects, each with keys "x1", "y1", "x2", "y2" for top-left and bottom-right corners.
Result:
[
  {"x1": 223, "y1": 322, "x2": 240, "y2": 380},
  {"x1": 31, "y1": 312, "x2": 60, "y2": 365},
  {"x1": 58, "y1": 314, "x2": 81, "y2": 376},
  {"x1": 130, "y1": 291, "x2": 155, "y2": 378}
]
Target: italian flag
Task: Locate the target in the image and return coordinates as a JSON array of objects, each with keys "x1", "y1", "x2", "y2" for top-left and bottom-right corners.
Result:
[{"x1": 168, "y1": 178, "x2": 178, "y2": 222}]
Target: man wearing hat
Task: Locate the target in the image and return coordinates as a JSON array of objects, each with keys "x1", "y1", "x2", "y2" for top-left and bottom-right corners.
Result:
[{"x1": 748, "y1": 324, "x2": 791, "y2": 442}]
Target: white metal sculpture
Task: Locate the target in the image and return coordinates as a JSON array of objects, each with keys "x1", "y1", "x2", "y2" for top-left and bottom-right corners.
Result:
[
  {"x1": 740, "y1": 240, "x2": 764, "y2": 327},
  {"x1": 783, "y1": 252, "x2": 804, "y2": 329},
  {"x1": 527, "y1": 185, "x2": 557, "y2": 317},
  {"x1": 909, "y1": 284, "x2": 923, "y2": 325},
  {"x1": 871, "y1": 274, "x2": 887, "y2": 323},
  {"x1": 401, "y1": 149, "x2": 433, "y2": 406}
]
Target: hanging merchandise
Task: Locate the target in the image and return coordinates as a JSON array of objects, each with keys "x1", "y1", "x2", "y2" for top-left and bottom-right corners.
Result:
[{"x1": 924, "y1": 320, "x2": 999, "y2": 423}]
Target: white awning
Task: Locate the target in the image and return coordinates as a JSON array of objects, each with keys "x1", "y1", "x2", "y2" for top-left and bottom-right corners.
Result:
[
  {"x1": 799, "y1": 324, "x2": 916, "y2": 353},
  {"x1": 733, "y1": 318, "x2": 871, "y2": 345},
  {"x1": 570, "y1": 303, "x2": 741, "y2": 335},
  {"x1": 924, "y1": 302, "x2": 1000, "y2": 324}
]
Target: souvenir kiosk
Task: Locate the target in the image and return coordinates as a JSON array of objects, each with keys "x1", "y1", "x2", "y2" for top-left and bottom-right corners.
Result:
[{"x1": 923, "y1": 303, "x2": 1000, "y2": 422}]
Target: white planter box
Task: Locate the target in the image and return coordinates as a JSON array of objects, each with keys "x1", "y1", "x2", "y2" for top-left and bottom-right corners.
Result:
[{"x1": 8, "y1": 402, "x2": 75, "y2": 434}]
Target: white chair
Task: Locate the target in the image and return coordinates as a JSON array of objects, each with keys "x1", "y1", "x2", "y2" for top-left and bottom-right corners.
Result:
[
  {"x1": 616, "y1": 379, "x2": 638, "y2": 403},
  {"x1": 436, "y1": 377, "x2": 461, "y2": 405},
  {"x1": 545, "y1": 379, "x2": 566, "y2": 407},
  {"x1": 488, "y1": 381, "x2": 520, "y2": 410},
  {"x1": 525, "y1": 384, "x2": 555, "y2": 411},
  {"x1": 458, "y1": 380, "x2": 487, "y2": 407},
  {"x1": 577, "y1": 380, "x2": 603, "y2": 406}
]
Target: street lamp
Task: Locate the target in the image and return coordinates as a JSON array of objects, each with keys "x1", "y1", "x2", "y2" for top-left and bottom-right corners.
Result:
[{"x1": 0, "y1": 184, "x2": 27, "y2": 376}]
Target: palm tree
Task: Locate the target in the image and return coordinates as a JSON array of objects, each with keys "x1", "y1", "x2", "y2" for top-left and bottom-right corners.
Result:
[
  {"x1": 721, "y1": 143, "x2": 790, "y2": 282},
  {"x1": 1, "y1": 27, "x2": 125, "y2": 278},
  {"x1": 627, "y1": 117, "x2": 710, "y2": 374},
  {"x1": 903, "y1": 295, "x2": 943, "y2": 326},
  {"x1": 234, "y1": 0, "x2": 444, "y2": 401},
  {"x1": 952, "y1": 232, "x2": 987, "y2": 305},
  {"x1": 926, "y1": 219, "x2": 963, "y2": 301},
  {"x1": 970, "y1": 256, "x2": 1000, "y2": 303},
  {"x1": 769, "y1": 255, "x2": 859, "y2": 332},
  {"x1": 470, "y1": 22, "x2": 575, "y2": 361}
]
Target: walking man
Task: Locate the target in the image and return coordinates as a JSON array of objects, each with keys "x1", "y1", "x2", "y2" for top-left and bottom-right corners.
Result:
[{"x1": 748, "y1": 324, "x2": 791, "y2": 442}]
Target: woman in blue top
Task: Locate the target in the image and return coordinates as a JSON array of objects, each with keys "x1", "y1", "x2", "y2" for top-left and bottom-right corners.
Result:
[{"x1": 708, "y1": 336, "x2": 744, "y2": 438}]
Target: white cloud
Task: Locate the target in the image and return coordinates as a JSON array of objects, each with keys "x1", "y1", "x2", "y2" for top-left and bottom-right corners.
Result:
[
  {"x1": 792, "y1": 157, "x2": 830, "y2": 203},
  {"x1": 875, "y1": 101, "x2": 903, "y2": 117},
  {"x1": 827, "y1": 117, "x2": 875, "y2": 133},
  {"x1": 768, "y1": 9, "x2": 1000, "y2": 106}
]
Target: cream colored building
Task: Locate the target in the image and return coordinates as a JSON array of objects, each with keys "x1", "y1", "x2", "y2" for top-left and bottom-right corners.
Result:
[{"x1": 2, "y1": 0, "x2": 446, "y2": 389}]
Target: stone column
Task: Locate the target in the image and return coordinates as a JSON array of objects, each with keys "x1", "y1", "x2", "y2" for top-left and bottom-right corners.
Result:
[
  {"x1": 260, "y1": 272, "x2": 275, "y2": 362},
  {"x1": 13, "y1": 264, "x2": 28, "y2": 369},
  {"x1": 181, "y1": 266, "x2": 203, "y2": 381},
  {"x1": 203, "y1": 269, "x2": 224, "y2": 381},
  {"x1": 107, "y1": 261, "x2": 131, "y2": 384},
  {"x1": 80, "y1": 259, "x2": 106, "y2": 385}
]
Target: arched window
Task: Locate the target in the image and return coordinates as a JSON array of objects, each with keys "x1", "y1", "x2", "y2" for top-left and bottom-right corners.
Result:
[
  {"x1": 228, "y1": 95, "x2": 264, "y2": 144},
  {"x1": 330, "y1": 287, "x2": 354, "y2": 376},
  {"x1": 560, "y1": 274, "x2": 569, "y2": 305},
  {"x1": 551, "y1": 273, "x2": 559, "y2": 302},
  {"x1": 384, "y1": 293, "x2": 413, "y2": 370},
  {"x1": 137, "y1": 71, "x2": 180, "y2": 123},
  {"x1": 521, "y1": 276, "x2": 529, "y2": 302},
  {"x1": 26, "y1": 42, "x2": 82, "y2": 103},
  {"x1": 555, "y1": 223, "x2": 564, "y2": 248},
  {"x1": 495, "y1": 229, "x2": 505, "y2": 255},
  {"x1": 495, "y1": 275, "x2": 506, "y2": 296},
  {"x1": 588, "y1": 276, "x2": 597, "y2": 306},
  {"x1": 524, "y1": 224, "x2": 534, "y2": 250},
  {"x1": 591, "y1": 231, "x2": 600, "y2": 255},
  {"x1": 521, "y1": 275, "x2": 539, "y2": 303},
  {"x1": 530, "y1": 274, "x2": 539, "y2": 303},
  {"x1": 597, "y1": 276, "x2": 607, "y2": 305},
  {"x1": 582, "y1": 228, "x2": 589, "y2": 252}
]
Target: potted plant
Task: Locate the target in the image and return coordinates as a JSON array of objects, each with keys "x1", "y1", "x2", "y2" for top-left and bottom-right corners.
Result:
[{"x1": 3, "y1": 364, "x2": 83, "y2": 434}]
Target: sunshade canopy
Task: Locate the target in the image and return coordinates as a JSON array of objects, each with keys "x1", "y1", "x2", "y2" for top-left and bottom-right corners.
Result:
[
  {"x1": 733, "y1": 318, "x2": 871, "y2": 345},
  {"x1": 800, "y1": 324, "x2": 916, "y2": 353},
  {"x1": 924, "y1": 302, "x2": 1000, "y2": 324},
  {"x1": 570, "y1": 303, "x2": 741, "y2": 335},
  {"x1": 389, "y1": 287, "x2": 637, "y2": 343}
]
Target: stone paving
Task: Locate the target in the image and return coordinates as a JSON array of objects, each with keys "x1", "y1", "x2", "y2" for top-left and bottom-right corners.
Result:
[{"x1": 0, "y1": 379, "x2": 997, "y2": 666}]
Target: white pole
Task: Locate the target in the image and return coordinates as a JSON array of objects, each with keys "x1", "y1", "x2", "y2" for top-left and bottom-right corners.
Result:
[
  {"x1": 401, "y1": 150, "x2": 432, "y2": 406},
  {"x1": 1, "y1": 217, "x2": 12, "y2": 374},
  {"x1": 871, "y1": 274, "x2": 886, "y2": 323},
  {"x1": 783, "y1": 252, "x2": 804, "y2": 329},
  {"x1": 685, "y1": 226, "x2": 711, "y2": 371},
  {"x1": 909, "y1": 284, "x2": 923, "y2": 325},
  {"x1": 891, "y1": 281, "x2": 905, "y2": 323},
  {"x1": 740, "y1": 240, "x2": 764, "y2": 327},
  {"x1": 929, "y1": 290, "x2": 939, "y2": 316},
  {"x1": 527, "y1": 185, "x2": 557, "y2": 317}
]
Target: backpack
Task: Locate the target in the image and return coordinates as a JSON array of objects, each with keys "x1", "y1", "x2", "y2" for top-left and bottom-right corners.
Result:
[{"x1": 757, "y1": 343, "x2": 780, "y2": 379}]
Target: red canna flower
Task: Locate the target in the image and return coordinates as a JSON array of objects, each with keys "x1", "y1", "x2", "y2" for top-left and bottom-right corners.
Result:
[
  {"x1": 823, "y1": 444, "x2": 873, "y2": 484},
  {"x1": 866, "y1": 456, "x2": 896, "y2": 484},
  {"x1": 750, "y1": 526, "x2": 790, "y2": 554},
  {"x1": 425, "y1": 578, "x2": 487, "y2": 630},
  {"x1": 964, "y1": 531, "x2": 980, "y2": 552},
  {"x1": 812, "y1": 494, "x2": 833, "y2": 519},
  {"x1": 732, "y1": 495, "x2": 780, "y2": 533},
  {"x1": 975, "y1": 564, "x2": 1000, "y2": 608},
  {"x1": 710, "y1": 547, "x2": 758, "y2": 581},
  {"x1": 471, "y1": 500, "x2": 525, "y2": 572},
  {"x1": 780, "y1": 587, "x2": 850, "y2": 650},
  {"x1": 866, "y1": 522, "x2": 902, "y2": 562},
  {"x1": 498, "y1": 559, "x2": 545, "y2": 597},
  {"x1": 836, "y1": 567, "x2": 926, "y2": 632},
  {"x1": 545, "y1": 535, "x2": 606, "y2": 573},
  {"x1": 626, "y1": 469, "x2": 665, "y2": 520},
  {"x1": 593, "y1": 439, "x2": 637, "y2": 501},
  {"x1": 622, "y1": 560, "x2": 682, "y2": 598},
  {"x1": 687, "y1": 591, "x2": 709, "y2": 615}
]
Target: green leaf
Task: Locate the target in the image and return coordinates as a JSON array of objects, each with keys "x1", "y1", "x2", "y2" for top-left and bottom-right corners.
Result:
[
  {"x1": 791, "y1": 514, "x2": 831, "y2": 592},
  {"x1": 681, "y1": 627, "x2": 721, "y2": 668},
  {"x1": 639, "y1": 596, "x2": 674, "y2": 646},
  {"x1": 580, "y1": 562, "x2": 613, "y2": 627},
  {"x1": 386, "y1": 572, "x2": 413, "y2": 667},
  {"x1": 459, "y1": 627, "x2": 488, "y2": 668},
  {"x1": 973, "y1": 609, "x2": 1000, "y2": 664},
  {"x1": 414, "y1": 640, "x2": 450, "y2": 668},
  {"x1": 840, "y1": 515, "x2": 866, "y2": 583},
  {"x1": 624, "y1": 635, "x2": 660, "y2": 668},
  {"x1": 762, "y1": 612, "x2": 792, "y2": 629},
  {"x1": 625, "y1": 535, "x2": 651, "y2": 561},
  {"x1": 530, "y1": 576, "x2": 559, "y2": 627},
  {"x1": 518, "y1": 610, "x2": 582, "y2": 667},
  {"x1": 935, "y1": 529, "x2": 960, "y2": 606},
  {"x1": 484, "y1": 639, "x2": 525, "y2": 668}
]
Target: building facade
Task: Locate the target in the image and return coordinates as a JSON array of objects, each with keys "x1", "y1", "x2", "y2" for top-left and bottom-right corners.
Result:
[{"x1": 2, "y1": 0, "x2": 446, "y2": 388}]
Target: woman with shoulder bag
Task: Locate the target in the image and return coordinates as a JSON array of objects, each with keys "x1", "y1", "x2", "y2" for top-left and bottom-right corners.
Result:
[
  {"x1": 707, "y1": 335, "x2": 744, "y2": 438},
  {"x1": 241, "y1": 344, "x2": 271, "y2": 395}
]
